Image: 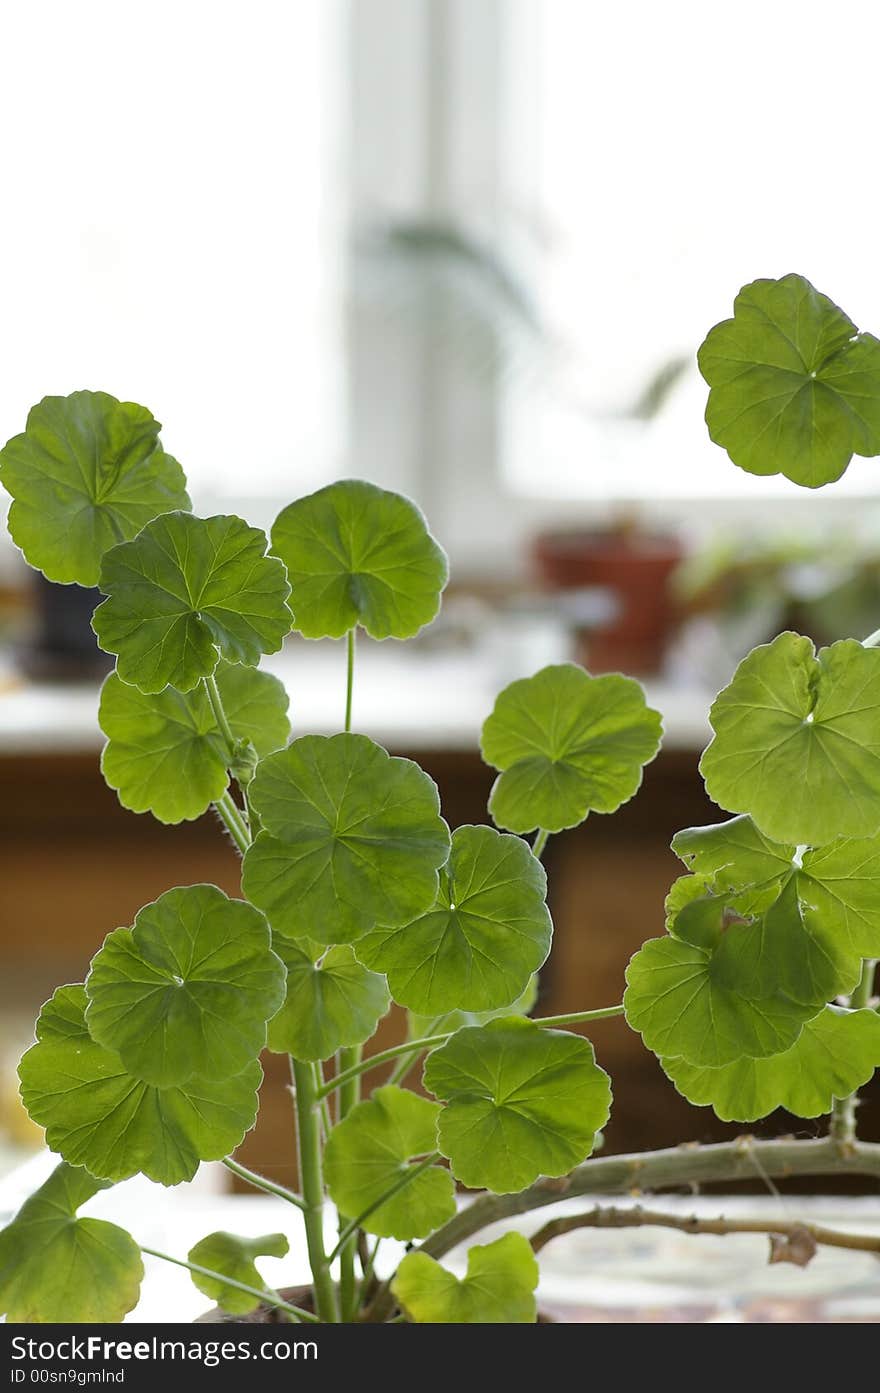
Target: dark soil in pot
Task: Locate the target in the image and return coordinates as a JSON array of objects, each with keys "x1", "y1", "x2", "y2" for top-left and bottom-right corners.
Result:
[
  {"x1": 196, "y1": 1284, "x2": 316, "y2": 1323},
  {"x1": 195, "y1": 1285, "x2": 556, "y2": 1323}
]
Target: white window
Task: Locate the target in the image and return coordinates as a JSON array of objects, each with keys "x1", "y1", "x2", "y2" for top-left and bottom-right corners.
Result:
[
  {"x1": 5, "y1": 0, "x2": 880, "y2": 580},
  {"x1": 0, "y1": 1, "x2": 344, "y2": 517},
  {"x1": 502, "y1": 0, "x2": 880, "y2": 506}
]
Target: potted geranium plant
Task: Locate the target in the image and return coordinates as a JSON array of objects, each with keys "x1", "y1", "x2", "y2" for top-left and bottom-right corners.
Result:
[{"x1": 0, "y1": 272, "x2": 879, "y2": 1326}]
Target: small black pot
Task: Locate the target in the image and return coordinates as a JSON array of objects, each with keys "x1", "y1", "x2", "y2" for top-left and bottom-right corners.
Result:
[{"x1": 19, "y1": 573, "x2": 113, "y2": 681}]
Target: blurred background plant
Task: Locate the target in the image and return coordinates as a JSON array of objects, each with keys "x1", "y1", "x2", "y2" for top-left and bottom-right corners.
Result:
[{"x1": 672, "y1": 530, "x2": 880, "y2": 680}]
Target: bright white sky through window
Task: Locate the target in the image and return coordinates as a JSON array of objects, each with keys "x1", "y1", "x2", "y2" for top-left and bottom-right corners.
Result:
[
  {"x1": 0, "y1": 1, "x2": 342, "y2": 515},
  {"x1": 503, "y1": 0, "x2": 880, "y2": 502}
]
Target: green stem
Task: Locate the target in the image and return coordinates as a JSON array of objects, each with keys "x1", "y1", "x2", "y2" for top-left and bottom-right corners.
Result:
[
  {"x1": 830, "y1": 959, "x2": 876, "y2": 1145},
  {"x1": 385, "y1": 1049, "x2": 424, "y2": 1090},
  {"x1": 335, "y1": 1045, "x2": 361, "y2": 1320},
  {"x1": 345, "y1": 627, "x2": 356, "y2": 733},
  {"x1": 221, "y1": 1156, "x2": 306, "y2": 1211},
  {"x1": 335, "y1": 1047, "x2": 359, "y2": 1119},
  {"x1": 532, "y1": 828, "x2": 551, "y2": 859},
  {"x1": 330, "y1": 632, "x2": 362, "y2": 1314},
  {"x1": 357, "y1": 1235, "x2": 382, "y2": 1307},
  {"x1": 205, "y1": 673, "x2": 237, "y2": 758},
  {"x1": 207, "y1": 671, "x2": 260, "y2": 825},
  {"x1": 423, "y1": 1136, "x2": 880, "y2": 1261},
  {"x1": 361, "y1": 1134, "x2": 880, "y2": 1320},
  {"x1": 315, "y1": 1006, "x2": 625, "y2": 1101},
  {"x1": 214, "y1": 790, "x2": 251, "y2": 854},
  {"x1": 314, "y1": 1064, "x2": 334, "y2": 1140},
  {"x1": 290, "y1": 1058, "x2": 339, "y2": 1322},
  {"x1": 315, "y1": 1034, "x2": 454, "y2": 1101},
  {"x1": 327, "y1": 1154, "x2": 440, "y2": 1265},
  {"x1": 534, "y1": 1005, "x2": 625, "y2": 1029},
  {"x1": 336, "y1": 1050, "x2": 360, "y2": 1121},
  {"x1": 140, "y1": 1245, "x2": 318, "y2": 1323},
  {"x1": 386, "y1": 1012, "x2": 450, "y2": 1088}
]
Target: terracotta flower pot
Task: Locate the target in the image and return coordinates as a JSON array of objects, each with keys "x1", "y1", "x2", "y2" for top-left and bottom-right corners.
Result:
[{"x1": 532, "y1": 527, "x2": 684, "y2": 674}]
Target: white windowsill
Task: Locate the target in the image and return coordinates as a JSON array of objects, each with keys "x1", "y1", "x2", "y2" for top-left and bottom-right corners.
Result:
[
  {"x1": 0, "y1": 642, "x2": 713, "y2": 758},
  {"x1": 3, "y1": 1148, "x2": 879, "y2": 1324}
]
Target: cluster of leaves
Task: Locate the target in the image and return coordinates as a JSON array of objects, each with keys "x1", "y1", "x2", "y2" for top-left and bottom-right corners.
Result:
[
  {"x1": 620, "y1": 275, "x2": 880, "y2": 1124},
  {"x1": 625, "y1": 632, "x2": 880, "y2": 1118},
  {"x1": 0, "y1": 394, "x2": 663, "y2": 1323},
  {"x1": 4, "y1": 271, "x2": 880, "y2": 1325}
]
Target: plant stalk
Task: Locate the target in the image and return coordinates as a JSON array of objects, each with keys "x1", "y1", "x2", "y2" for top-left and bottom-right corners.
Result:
[
  {"x1": 830, "y1": 959, "x2": 876, "y2": 1146},
  {"x1": 290, "y1": 1058, "x2": 339, "y2": 1322},
  {"x1": 315, "y1": 1005, "x2": 625, "y2": 1101},
  {"x1": 345, "y1": 627, "x2": 356, "y2": 733},
  {"x1": 221, "y1": 1156, "x2": 306, "y2": 1210},
  {"x1": 327, "y1": 1153, "x2": 440, "y2": 1265},
  {"x1": 527, "y1": 1203, "x2": 880, "y2": 1258},
  {"x1": 422, "y1": 1135, "x2": 880, "y2": 1260},
  {"x1": 334, "y1": 626, "x2": 360, "y2": 1318},
  {"x1": 214, "y1": 790, "x2": 251, "y2": 854},
  {"x1": 362, "y1": 1134, "x2": 880, "y2": 1320},
  {"x1": 386, "y1": 1012, "x2": 450, "y2": 1088},
  {"x1": 532, "y1": 828, "x2": 550, "y2": 859},
  {"x1": 357, "y1": 1235, "x2": 382, "y2": 1309},
  {"x1": 204, "y1": 673, "x2": 238, "y2": 759},
  {"x1": 335, "y1": 1045, "x2": 361, "y2": 1320},
  {"x1": 536, "y1": 1005, "x2": 625, "y2": 1029},
  {"x1": 140, "y1": 1245, "x2": 317, "y2": 1323},
  {"x1": 314, "y1": 1065, "x2": 334, "y2": 1140}
]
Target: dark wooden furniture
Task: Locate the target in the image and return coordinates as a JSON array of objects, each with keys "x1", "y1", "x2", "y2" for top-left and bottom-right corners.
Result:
[{"x1": 2, "y1": 743, "x2": 876, "y2": 1188}]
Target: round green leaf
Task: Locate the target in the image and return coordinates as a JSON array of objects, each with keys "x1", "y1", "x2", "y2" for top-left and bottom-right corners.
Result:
[
  {"x1": 85, "y1": 885, "x2": 285, "y2": 1087},
  {"x1": 324, "y1": 1085, "x2": 455, "y2": 1241},
  {"x1": 270, "y1": 479, "x2": 448, "y2": 640},
  {"x1": 698, "y1": 274, "x2": 880, "y2": 488},
  {"x1": 99, "y1": 661, "x2": 290, "y2": 824},
  {"x1": 392, "y1": 1232, "x2": 538, "y2": 1324},
  {"x1": 481, "y1": 664, "x2": 662, "y2": 834},
  {"x1": 19, "y1": 986, "x2": 261, "y2": 1186},
  {"x1": 700, "y1": 633, "x2": 880, "y2": 846},
  {"x1": 92, "y1": 511, "x2": 293, "y2": 693},
  {"x1": 187, "y1": 1231, "x2": 289, "y2": 1316},
  {"x1": 0, "y1": 1162, "x2": 143, "y2": 1323},
  {"x1": 423, "y1": 1016, "x2": 611, "y2": 1193},
  {"x1": 624, "y1": 888, "x2": 827, "y2": 1067},
  {"x1": 267, "y1": 941, "x2": 390, "y2": 1060},
  {"x1": 356, "y1": 825, "x2": 551, "y2": 1014},
  {"x1": 242, "y1": 734, "x2": 450, "y2": 944},
  {"x1": 663, "y1": 1006, "x2": 880, "y2": 1122},
  {"x1": 625, "y1": 937, "x2": 802, "y2": 1066},
  {"x1": 0, "y1": 390, "x2": 190, "y2": 586}
]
